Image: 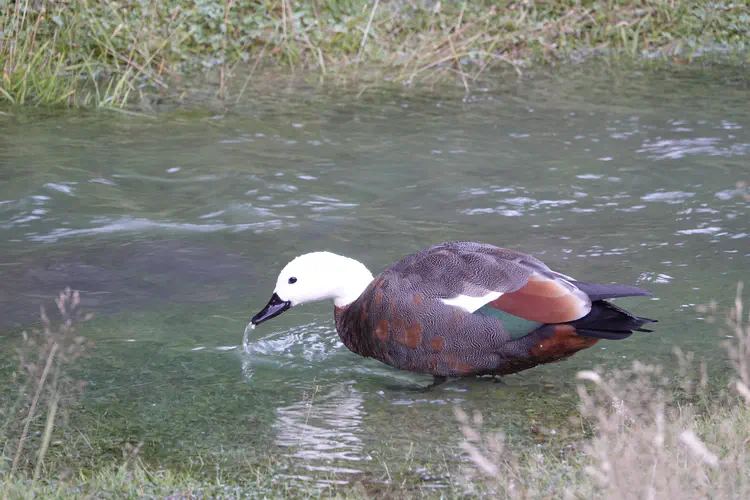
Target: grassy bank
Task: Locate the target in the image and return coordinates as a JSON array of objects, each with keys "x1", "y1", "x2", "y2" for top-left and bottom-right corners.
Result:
[
  {"x1": 2, "y1": 284, "x2": 749, "y2": 498},
  {"x1": 1, "y1": 1, "x2": 748, "y2": 107}
]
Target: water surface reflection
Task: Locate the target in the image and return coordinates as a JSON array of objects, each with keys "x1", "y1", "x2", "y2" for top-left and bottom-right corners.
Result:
[
  {"x1": 273, "y1": 383, "x2": 368, "y2": 487},
  {"x1": 0, "y1": 67, "x2": 748, "y2": 488}
]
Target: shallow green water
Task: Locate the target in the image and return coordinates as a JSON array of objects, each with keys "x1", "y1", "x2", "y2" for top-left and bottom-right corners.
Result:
[{"x1": 1, "y1": 65, "x2": 749, "y2": 490}]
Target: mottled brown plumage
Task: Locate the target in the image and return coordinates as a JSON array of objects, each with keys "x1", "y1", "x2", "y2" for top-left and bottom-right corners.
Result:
[{"x1": 331, "y1": 242, "x2": 655, "y2": 377}]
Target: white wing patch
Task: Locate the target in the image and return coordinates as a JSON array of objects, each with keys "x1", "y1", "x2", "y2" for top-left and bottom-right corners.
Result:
[{"x1": 441, "y1": 291, "x2": 503, "y2": 313}]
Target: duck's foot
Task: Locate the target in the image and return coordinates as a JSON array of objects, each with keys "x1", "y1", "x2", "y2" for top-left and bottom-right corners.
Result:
[
  {"x1": 474, "y1": 374, "x2": 507, "y2": 384},
  {"x1": 384, "y1": 376, "x2": 450, "y2": 393}
]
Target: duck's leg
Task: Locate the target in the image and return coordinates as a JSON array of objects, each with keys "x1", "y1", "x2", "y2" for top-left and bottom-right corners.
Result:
[{"x1": 418, "y1": 376, "x2": 449, "y2": 392}]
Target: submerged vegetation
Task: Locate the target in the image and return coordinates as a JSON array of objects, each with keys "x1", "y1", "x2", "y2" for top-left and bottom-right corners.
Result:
[
  {"x1": 1, "y1": 284, "x2": 749, "y2": 498},
  {"x1": 1, "y1": 0, "x2": 748, "y2": 107}
]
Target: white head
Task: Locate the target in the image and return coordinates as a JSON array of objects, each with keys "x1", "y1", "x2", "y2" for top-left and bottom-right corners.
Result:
[{"x1": 250, "y1": 252, "x2": 374, "y2": 327}]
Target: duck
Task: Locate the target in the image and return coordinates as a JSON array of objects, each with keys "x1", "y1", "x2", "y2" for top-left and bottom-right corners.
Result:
[{"x1": 250, "y1": 241, "x2": 656, "y2": 388}]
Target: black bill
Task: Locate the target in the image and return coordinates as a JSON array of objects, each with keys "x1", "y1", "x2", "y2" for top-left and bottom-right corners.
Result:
[{"x1": 251, "y1": 293, "x2": 291, "y2": 326}]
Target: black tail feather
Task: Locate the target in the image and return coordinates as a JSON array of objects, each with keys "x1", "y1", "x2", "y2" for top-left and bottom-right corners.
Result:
[
  {"x1": 567, "y1": 299, "x2": 656, "y2": 341},
  {"x1": 574, "y1": 328, "x2": 635, "y2": 341}
]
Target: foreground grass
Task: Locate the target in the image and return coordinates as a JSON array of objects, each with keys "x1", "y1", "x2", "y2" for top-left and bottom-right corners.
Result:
[
  {"x1": 1, "y1": 391, "x2": 748, "y2": 498},
  {"x1": 2, "y1": 284, "x2": 749, "y2": 498},
  {"x1": 459, "y1": 283, "x2": 750, "y2": 499},
  {"x1": 1, "y1": 1, "x2": 748, "y2": 107}
]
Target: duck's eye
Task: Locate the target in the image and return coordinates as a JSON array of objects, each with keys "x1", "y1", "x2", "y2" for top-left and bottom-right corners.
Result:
[{"x1": 288, "y1": 277, "x2": 297, "y2": 284}]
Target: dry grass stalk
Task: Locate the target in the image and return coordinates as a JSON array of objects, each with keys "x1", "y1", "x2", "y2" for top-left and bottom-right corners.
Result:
[
  {"x1": 1, "y1": 288, "x2": 93, "y2": 494},
  {"x1": 220, "y1": 0, "x2": 234, "y2": 102},
  {"x1": 457, "y1": 282, "x2": 750, "y2": 499},
  {"x1": 356, "y1": 0, "x2": 379, "y2": 67},
  {"x1": 726, "y1": 283, "x2": 749, "y2": 389}
]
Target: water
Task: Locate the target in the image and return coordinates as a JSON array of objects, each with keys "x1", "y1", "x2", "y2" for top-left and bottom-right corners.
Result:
[{"x1": 1, "y1": 65, "x2": 749, "y2": 489}]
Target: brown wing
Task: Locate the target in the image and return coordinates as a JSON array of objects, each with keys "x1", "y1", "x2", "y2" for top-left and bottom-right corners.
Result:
[
  {"x1": 487, "y1": 273, "x2": 591, "y2": 323},
  {"x1": 391, "y1": 242, "x2": 592, "y2": 323}
]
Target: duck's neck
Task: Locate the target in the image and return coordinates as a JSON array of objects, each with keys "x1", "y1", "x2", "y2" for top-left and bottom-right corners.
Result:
[{"x1": 331, "y1": 257, "x2": 374, "y2": 308}]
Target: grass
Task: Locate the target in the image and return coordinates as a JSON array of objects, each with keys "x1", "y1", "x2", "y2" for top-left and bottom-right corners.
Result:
[
  {"x1": 1, "y1": 283, "x2": 749, "y2": 498},
  {"x1": 0, "y1": 289, "x2": 93, "y2": 496},
  {"x1": 458, "y1": 282, "x2": 750, "y2": 499},
  {"x1": 0, "y1": 1, "x2": 748, "y2": 108},
  {"x1": 1, "y1": 2, "x2": 145, "y2": 107}
]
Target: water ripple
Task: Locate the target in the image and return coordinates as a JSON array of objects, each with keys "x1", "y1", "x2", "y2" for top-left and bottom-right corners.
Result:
[
  {"x1": 641, "y1": 191, "x2": 695, "y2": 203},
  {"x1": 637, "y1": 137, "x2": 750, "y2": 160},
  {"x1": 28, "y1": 217, "x2": 285, "y2": 242},
  {"x1": 43, "y1": 183, "x2": 76, "y2": 195}
]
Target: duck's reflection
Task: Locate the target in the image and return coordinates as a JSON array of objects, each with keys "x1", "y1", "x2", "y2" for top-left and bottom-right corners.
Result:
[
  {"x1": 275, "y1": 382, "x2": 368, "y2": 462},
  {"x1": 241, "y1": 324, "x2": 372, "y2": 486},
  {"x1": 273, "y1": 381, "x2": 370, "y2": 485}
]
